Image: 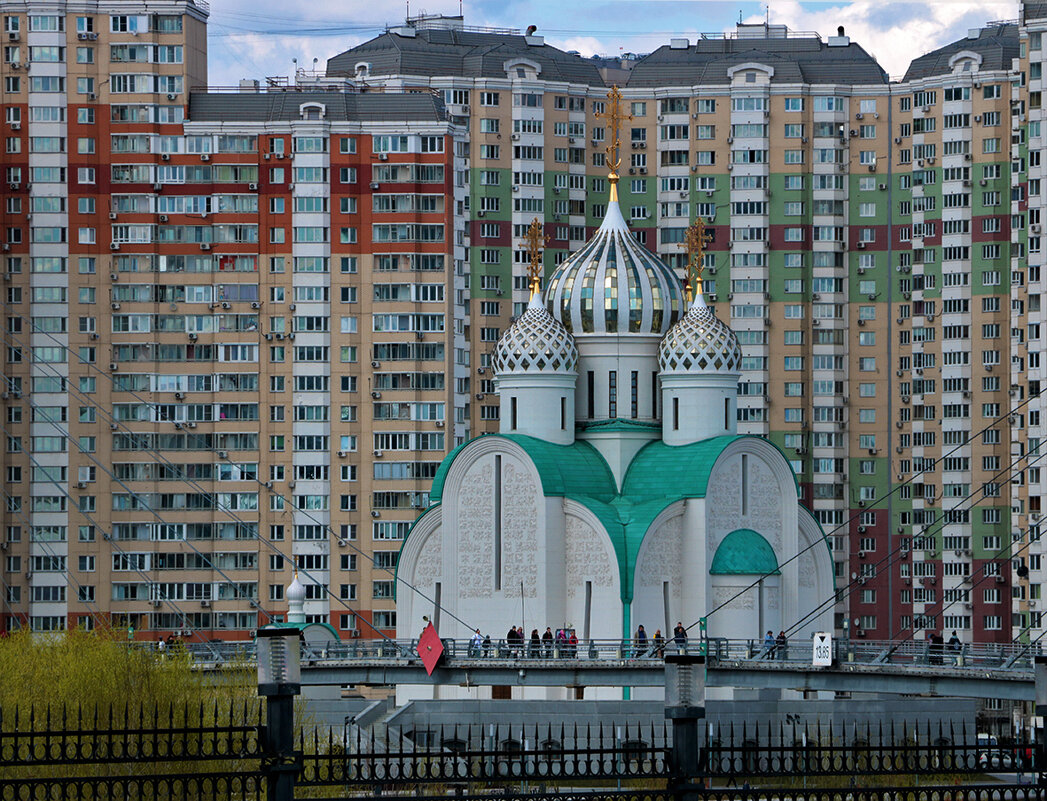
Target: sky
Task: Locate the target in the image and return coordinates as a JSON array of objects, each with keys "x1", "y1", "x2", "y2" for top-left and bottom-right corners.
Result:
[{"x1": 205, "y1": 0, "x2": 1019, "y2": 86}]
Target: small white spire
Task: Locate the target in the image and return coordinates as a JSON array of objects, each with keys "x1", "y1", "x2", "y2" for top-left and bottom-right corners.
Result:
[{"x1": 286, "y1": 569, "x2": 306, "y2": 625}]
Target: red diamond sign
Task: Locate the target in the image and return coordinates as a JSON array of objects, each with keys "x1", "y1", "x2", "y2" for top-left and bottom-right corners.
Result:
[{"x1": 417, "y1": 622, "x2": 444, "y2": 676}]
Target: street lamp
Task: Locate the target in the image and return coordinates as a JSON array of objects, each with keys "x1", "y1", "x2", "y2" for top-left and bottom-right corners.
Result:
[
  {"x1": 665, "y1": 653, "x2": 705, "y2": 798},
  {"x1": 256, "y1": 628, "x2": 302, "y2": 801},
  {"x1": 257, "y1": 627, "x2": 301, "y2": 691}
]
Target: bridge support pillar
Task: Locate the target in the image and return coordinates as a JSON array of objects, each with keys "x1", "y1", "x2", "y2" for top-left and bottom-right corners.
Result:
[{"x1": 665, "y1": 653, "x2": 705, "y2": 799}]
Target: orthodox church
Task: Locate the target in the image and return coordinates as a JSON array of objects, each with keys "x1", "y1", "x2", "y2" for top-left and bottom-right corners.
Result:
[{"x1": 394, "y1": 92, "x2": 834, "y2": 699}]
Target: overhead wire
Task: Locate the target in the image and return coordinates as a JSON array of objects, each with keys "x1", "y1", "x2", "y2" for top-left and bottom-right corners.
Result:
[
  {"x1": 691, "y1": 383, "x2": 1047, "y2": 633},
  {"x1": 0, "y1": 337, "x2": 393, "y2": 643},
  {"x1": 0, "y1": 483, "x2": 114, "y2": 634},
  {"x1": 781, "y1": 445, "x2": 1047, "y2": 640},
  {"x1": 0, "y1": 303, "x2": 478, "y2": 638}
]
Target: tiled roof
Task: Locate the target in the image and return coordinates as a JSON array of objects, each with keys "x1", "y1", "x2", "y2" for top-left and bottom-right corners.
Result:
[
  {"x1": 902, "y1": 24, "x2": 1019, "y2": 81},
  {"x1": 187, "y1": 91, "x2": 446, "y2": 122},
  {"x1": 1023, "y1": 3, "x2": 1047, "y2": 22},
  {"x1": 626, "y1": 37, "x2": 888, "y2": 87},
  {"x1": 328, "y1": 29, "x2": 605, "y2": 86}
]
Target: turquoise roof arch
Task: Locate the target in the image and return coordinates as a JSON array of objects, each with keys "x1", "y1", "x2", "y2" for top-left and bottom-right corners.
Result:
[{"x1": 710, "y1": 528, "x2": 780, "y2": 575}]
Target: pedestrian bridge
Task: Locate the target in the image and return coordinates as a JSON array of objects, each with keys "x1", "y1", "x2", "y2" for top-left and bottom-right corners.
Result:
[{"x1": 182, "y1": 637, "x2": 1041, "y2": 701}]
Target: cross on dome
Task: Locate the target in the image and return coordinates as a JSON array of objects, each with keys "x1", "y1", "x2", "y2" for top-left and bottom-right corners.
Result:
[
  {"x1": 594, "y1": 85, "x2": 631, "y2": 201},
  {"x1": 680, "y1": 217, "x2": 713, "y2": 305},
  {"x1": 524, "y1": 216, "x2": 548, "y2": 300}
]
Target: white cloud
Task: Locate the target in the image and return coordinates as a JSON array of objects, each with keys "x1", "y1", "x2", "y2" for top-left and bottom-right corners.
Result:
[
  {"x1": 202, "y1": 0, "x2": 1024, "y2": 87},
  {"x1": 742, "y1": 0, "x2": 1016, "y2": 78}
]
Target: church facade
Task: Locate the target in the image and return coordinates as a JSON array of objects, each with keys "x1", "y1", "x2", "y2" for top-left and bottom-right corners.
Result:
[{"x1": 395, "y1": 108, "x2": 834, "y2": 698}]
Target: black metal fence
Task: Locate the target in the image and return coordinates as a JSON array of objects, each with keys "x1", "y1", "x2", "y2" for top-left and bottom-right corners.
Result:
[
  {"x1": 2, "y1": 702, "x2": 1044, "y2": 801},
  {"x1": 298, "y1": 722, "x2": 670, "y2": 788},
  {"x1": 0, "y1": 701, "x2": 266, "y2": 800}
]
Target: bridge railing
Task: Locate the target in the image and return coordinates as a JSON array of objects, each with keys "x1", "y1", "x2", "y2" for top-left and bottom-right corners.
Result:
[{"x1": 163, "y1": 636, "x2": 1041, "y2": 673}]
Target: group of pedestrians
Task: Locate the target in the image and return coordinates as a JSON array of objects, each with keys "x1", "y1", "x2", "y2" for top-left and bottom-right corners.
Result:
[
  {"x1": 762, "y1": 630, "x2": 789, "y2": 660},
  {"x1": 463, "y1": 621, "x2": 699, "y2": 659},
  {"x1": 468, "y1": 626, "x2": 577, "y2": 657}
]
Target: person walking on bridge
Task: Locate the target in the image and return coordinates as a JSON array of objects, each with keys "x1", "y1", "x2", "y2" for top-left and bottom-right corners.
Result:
[
  {"x1": 763, "y1": 630, "x2": 776, "y2": 659},
  {"x1": 542, "y1": 626, "x2": 553, "y2": 658},
  {"x1": 673, "y1": 622, "x2": 687, "y2": 651}
]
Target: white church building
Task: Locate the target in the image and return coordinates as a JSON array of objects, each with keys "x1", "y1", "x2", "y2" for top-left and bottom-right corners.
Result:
[{"x1": 394, "y1": 178, "x2": 834, "y2": 700}]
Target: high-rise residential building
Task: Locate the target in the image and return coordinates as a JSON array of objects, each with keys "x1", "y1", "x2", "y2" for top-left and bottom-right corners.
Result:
[
  {"x1": 0, "y1": 2, "x2": 462, "y2": 640},
  {"x1": 1, "y1": 0, "x2": 1047, "y2": 660}
]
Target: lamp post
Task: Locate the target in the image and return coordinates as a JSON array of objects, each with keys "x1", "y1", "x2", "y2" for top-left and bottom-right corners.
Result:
[
  {"x1": 257, "y1": 627, "x2": 302, "y2": 801},
  {"x1": 1035, "y1": 655, "x2": 1047, "y2": 790},
  {"x1": 665, "y1": 653, "x2": 705, "y2": 800}
]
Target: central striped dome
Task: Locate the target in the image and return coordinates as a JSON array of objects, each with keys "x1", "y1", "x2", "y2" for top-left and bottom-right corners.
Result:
[{"x1": 545, "y1": 200, "x2": 684, "y2": 336}]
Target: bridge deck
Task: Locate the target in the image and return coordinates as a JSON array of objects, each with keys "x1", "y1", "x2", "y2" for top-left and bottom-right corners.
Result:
[{"x1": 179, "y1": 637, "x2": 1039, "y2": 700}]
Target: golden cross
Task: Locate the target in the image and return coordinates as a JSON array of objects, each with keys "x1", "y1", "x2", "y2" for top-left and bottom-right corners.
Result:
[
  {"x1": 681, "y1": 217, "x2": 712, "y2": 303},
  {"x1": 524, "y1": 217, "x2": 548, "y2": 298},
  {"x1": 594, "y1": 85, "x2": 631, "y2": 181}
]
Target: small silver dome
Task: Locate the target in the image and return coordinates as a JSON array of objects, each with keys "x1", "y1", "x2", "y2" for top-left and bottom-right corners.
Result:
[
  {"x1": 659, "y1": 293, "x2": 742, "y2": 374},
  {"x1": 545, "y1": 201, "x2": 684, "y2": 336},
  {"x1": 493, "y1": 294, "x2": 578, "y2": 375}
]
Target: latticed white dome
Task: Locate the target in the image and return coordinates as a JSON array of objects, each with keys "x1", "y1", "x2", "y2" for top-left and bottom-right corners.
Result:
[
  {"x1": 493, "y1": 295, "x2": 578, "y2": 374},
  {"x1": 659, "y1": 294, "x2": 742, "y2": 374},
  {"x1": 545, "y1": 201, "x2": 684, "y2": 336}
]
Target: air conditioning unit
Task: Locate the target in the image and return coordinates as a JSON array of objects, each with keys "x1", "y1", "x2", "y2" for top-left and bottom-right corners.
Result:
[
  {"x1": 248, "y1": 183, "x2": 258, "y2": 191},
  {"x1": 188, "y1": 332, "x2": 197, "y2": 341},
  {"x1": 251, "y1": 301, "x2": 261, "y2": 309},
  {"x1": 200, "y1": 600, "x2": 211, "y2": 608},
  {"x1": 158, "y1": 214, "x2": 169, "y2": 223},
  {"x1": 217, "y1": 451, "x2": 228, "y2": 459},
  {"x1": 111, "y1": 302, "x2": 121, "y2": 310},
  {"x1": 371, "y1": 510, "x2": 381, "y2": 518},
  {"x1": 109, "y1": 362, "x2": 118, "y2": 371},
  {"x1": 175, "y1": 392, "x2": 185, "y2": 400},
  {"x1": 108, "y1": 211, "x2": 118, "y2": 220},
  {"x1": 436, "y1": 421, "x2": 444, "y2": 428},
  {"x1": 379, "y1": 153, "x2": 389, "y2": 161},
  {"x1": 200, "y1": 243, "x2": 210, "y2": 251},
  {"x1": 372, "y1": 450, "x2": 383, "y2": 458},
  {"x1": 370, "y1": 391, "x2": 381, "y2": 399},
  {"x1": 371, "y1": 360, "x2": 381, "y2": 368},
  {"x1": 110, "y1": 243, "x2": 120, "y2": 251},
  {"x1": 338, "y1": 450, "x2": 347, "y2": 458}
]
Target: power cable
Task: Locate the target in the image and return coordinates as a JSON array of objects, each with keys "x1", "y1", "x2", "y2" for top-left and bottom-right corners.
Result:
[
  {"x1": 782, "y1": 446, "x2": 1047, "y2": 640},
  {"x1": 0, "y1": 305, "x2": 475, "y2": 637},
  {"x1": 691, "y1": 384, "x2": 1047, "y2": 633}
]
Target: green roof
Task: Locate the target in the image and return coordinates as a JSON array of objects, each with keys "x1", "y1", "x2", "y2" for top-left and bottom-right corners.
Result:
[
  {"x1": 412, "y1": 433, "x2": 820, "y2": 603},
  {"x1": 710, "y1": 529, "x2": 781, "y2": 575},
  {"x1": 428, "y1": 433, "x2": 618, "y2": 506}
]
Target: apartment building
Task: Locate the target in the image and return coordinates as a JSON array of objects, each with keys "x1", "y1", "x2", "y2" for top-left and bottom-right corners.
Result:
[
  {"x1": 0, "y1": 1, "x2": 463, "y2": 640},
  {"x1": 2, "y1": 0, "x2": 1047, "y2": 650}
]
